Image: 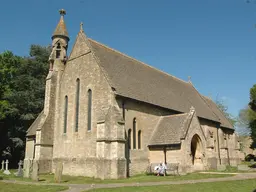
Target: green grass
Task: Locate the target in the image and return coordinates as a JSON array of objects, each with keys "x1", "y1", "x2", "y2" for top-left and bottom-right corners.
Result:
[
  {"x1": 40, "y1": 173, "x2": 233, "y2": 184},
  {"x1": 206, "y1": 165, "x2": 249, "y2": 173},
  {"x1": 86, "y1": 179, "x2": 256, "y2": 192},
  {"x1": 0, "y1": 182, "x2": 68, "y2": 192},
  {"x1": 0, "y1": 171, "x2": 234, "y2": 184}
]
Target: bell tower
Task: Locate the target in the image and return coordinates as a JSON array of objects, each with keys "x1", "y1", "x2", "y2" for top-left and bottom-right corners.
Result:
[
  {"x1": 49, "y1": 9, "x2": 69, "y2": 70},
  {"x1": 31, "y1": 9, "x2": 70, "y2": 174}
]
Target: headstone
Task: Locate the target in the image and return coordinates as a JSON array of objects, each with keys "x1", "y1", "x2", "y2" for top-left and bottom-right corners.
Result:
[
  {"x1": 54, "y1": 161, "x2": 63, "y2": 183},
  {"x1": 15, "y1": 160, "x2": 23, "y2": 177},
  {"x1": 238, "y1": 164, "x2": 250, "y2": 171},
  {"x1": 1, "y1": 160, "x2": 4, "y2": 171},
  {"x1": 3, "y1": 160, "x2": 11, "y2": 175},
  {"x1": 217, "y1": 164, "x2": 226, "y2": 171},
  {"x1": 31, "y1": 160, "x2": 39, "y2": 181},
  {"x1": 23, "y1": 159, "x2": 32, "y2": 178}
]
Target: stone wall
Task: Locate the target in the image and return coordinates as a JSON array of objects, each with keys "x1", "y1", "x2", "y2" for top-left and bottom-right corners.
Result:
[
  {"x1": 25, "y1": 138, "x2": 35, "y2": 159},
  {"x1": 52, "y1": 33, "x2": 121, "y2": 178},
  {"x1": 118, "y1": 98, "x2": 176, "y2": 176}
]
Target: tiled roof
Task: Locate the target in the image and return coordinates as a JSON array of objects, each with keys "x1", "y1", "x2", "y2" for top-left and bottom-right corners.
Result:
[
  {"x1": 149, "y1": 114, "x2": 188, "y2": 146},
  {"x1": 26, "y1": 111, "x2": 44, "y2": 136},
  {"x1": 52, "y1": 15, "x2": 69, "y2": 40},
  {"x1": 88, "y1": 39, "x2": 219, "y2": 123}
]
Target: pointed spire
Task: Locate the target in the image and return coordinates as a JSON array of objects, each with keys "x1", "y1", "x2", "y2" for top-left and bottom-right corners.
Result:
[{"x1": 52, "y1": 9, "x2": 69, "y2": 41}]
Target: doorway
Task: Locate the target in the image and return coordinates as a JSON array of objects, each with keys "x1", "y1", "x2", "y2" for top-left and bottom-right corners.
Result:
[{"x1": 191, "y1": 134, "x2": 203, "y2": 167}]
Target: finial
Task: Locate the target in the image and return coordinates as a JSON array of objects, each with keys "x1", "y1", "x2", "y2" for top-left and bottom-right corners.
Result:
[
  {"x1": 59, "y1": 9, "x2": 66, "y2": 16},
  {"x1": 190, "y1": 106, "x2": 195, "y2": 113},
  {"x1": 188, "y1": 76, "x2": 192, "y2": 84},
  {"x1": 80, "y1": 22, "x2": 84, "y2": 31}
]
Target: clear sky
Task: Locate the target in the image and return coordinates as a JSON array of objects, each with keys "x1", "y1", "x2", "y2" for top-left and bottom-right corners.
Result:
[{"x1": 0, "y1": 0, "x2": 255, "y2": 118}]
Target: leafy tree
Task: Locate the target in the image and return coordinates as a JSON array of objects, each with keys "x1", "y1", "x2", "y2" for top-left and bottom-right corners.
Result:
[
  {"x1": 249, "y1": 85, "x2": 256, "y2": 112},
  {"x1": 0, "y1": 51, "x2": 21, "y2": 120},
  {"x1": 248, "y1": 85, "x2": 256, "y2": 148},
  {"x1": 215, "y1": 99, "x2": 237, "y2": 127},
  {"x1": 237, "y1": 106, "x2": 255, "y2": 136},
  {"x1": 0, "y1": 45, "x2": 50, "y2": 167},
  {"x1": 237, "y1": 85, "x2": 256, "y2": 148}
]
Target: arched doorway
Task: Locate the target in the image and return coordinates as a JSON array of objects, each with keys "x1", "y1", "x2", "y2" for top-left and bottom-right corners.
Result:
[{"x1": 191, "y1": 134, "x2": 204, "y2": 169}]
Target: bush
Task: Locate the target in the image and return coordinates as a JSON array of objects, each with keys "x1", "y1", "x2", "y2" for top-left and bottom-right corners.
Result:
[{"x1": 245, "y1": 154, "x2": 255, "y2": 161}]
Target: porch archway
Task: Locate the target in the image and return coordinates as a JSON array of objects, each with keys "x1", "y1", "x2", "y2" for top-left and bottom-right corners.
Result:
[{"x1": 191, "y1": 134, "x2": 203, "y2": 166}]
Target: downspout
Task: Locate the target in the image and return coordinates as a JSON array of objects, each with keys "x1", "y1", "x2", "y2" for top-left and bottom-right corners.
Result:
[
  {"x1": 216, "y1": 126, "x2": 221, "y2": 165},
  {"x1": 164, "y1": 146, "x2": 167, "y2": 164}
]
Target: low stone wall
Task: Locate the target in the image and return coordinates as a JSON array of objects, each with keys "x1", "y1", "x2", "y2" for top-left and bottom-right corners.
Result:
[{"x1": 52, "y1": 157, "x2": 126, "y2": 179}]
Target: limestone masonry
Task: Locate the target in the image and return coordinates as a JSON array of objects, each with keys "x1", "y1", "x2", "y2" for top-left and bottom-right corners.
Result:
[{"x1": 24, "y1": 10, "x2": 243, "y2": 179}]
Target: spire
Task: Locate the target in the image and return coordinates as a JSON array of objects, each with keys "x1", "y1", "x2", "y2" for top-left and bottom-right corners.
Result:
[{"x1": 52, "y1": 9, "x2": 69, "y2": 41}]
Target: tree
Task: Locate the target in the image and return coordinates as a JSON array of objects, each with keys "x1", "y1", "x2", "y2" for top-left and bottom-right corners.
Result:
[
  {"x1": 249, "y1": 85, "x2": 256, "y2": 112},
  {"x1": 237, "y1": 85, "x2": 256, "y2": 148},
  {"x1": 0, "y1": 45, "x2": 50, "y2": 167},
  {"x1": 248, "y1": 85, "x2": 256, "y2": 148},
  {"x1": 0, "y1": 51, "x2": 21, "y2": 120},
  {"x1": 237, "y1": 106, "x2": 254, "y2": 136},
  {"x1": 215, "y1": 99, "x2": 237, "y2": 127}
]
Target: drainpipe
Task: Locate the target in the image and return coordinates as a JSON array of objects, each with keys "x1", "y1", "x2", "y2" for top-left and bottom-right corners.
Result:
[
  {"x1": 216, "y1": 126, "x2": 221, "y2": 165},
  {"x1": 164, "y1": 146, "x2": 167, "y2": 164}
]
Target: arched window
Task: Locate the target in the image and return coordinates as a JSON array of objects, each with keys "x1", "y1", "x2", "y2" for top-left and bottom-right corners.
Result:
[
  {"x1": 133, "y1": 118, "x2": 136, "y2": 149},
  {"x1": 87, "y1": 89, "x2": 92, "y2": 131},
  {"x1": 64, "y1": 96, "x2": 68, "y2": 133},
  {"x1": 122, "y1": 101, "x2": 125, "y2": 120},
  {"x1": 128, "y1": 129, "x2": 132, "y2": 149},
  {"x1": 75, "y1": 79, "x2": 80, "y2": 132},
  {"x1": 56, "y1": 43, "x2": 61, "y2": 59},
  {"x1": 138, "y1": 130, "x2": 142, "y2": 149}
]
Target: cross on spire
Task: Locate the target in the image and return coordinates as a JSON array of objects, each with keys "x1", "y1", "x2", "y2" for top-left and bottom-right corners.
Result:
[
  {"x1": 80, "y1": 22, "x2": 84, "y2": 31},
  {"x1": 59, "y1": 9, "x2": 66, "y2": 16}
]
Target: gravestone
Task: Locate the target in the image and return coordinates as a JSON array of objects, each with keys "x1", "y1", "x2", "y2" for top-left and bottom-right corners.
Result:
[
  {"x1": 3, "y1": 160, "x2": 11, "y2": 175},
  {"x1": 238, "y1": 164, "x2": 250, "y2": 171},
  {"x1": 15, "y1": 160, "x2": 23, "y2": 177},
  {"x1": 31, "y1": 160, "x2": 39, "y2": 181},
  {"x1": 1, "y1": 160, "x2": 4, "y2": 171},
  {"x1": 54, "y1": 161, "x2": 63, "y2": 183},
  {"x1": 217, "y1": 164, "x2": 226, "y2": 171}
]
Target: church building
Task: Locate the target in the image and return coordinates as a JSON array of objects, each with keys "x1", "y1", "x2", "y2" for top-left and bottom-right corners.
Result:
[{"x1": 24, "y1": 10, "x2": 242, "y2": 179}]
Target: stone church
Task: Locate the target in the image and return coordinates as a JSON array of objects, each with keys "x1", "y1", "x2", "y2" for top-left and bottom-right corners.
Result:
[{"x1": 24, "y1": 10, "x2": 242, "y2": 179}]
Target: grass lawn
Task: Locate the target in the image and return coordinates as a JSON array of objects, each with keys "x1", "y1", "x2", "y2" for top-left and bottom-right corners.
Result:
[
  {"x1": 86, "y1": 179, "x2": 256, "y2": 192},
  {"x1": 0, "y1": 171, "x2": 234, "y2": 184},
  {"x1": 39, "y1": 173, "x2": 233, "y2": 184},
  {"x1": 0, "y1": 182, "x2": 68, "y2": 192}
]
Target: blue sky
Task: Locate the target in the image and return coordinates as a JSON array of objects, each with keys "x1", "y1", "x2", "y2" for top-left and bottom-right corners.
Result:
[{"x1": 0, "y1": 0, "x2": 255, "y2": 118}]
